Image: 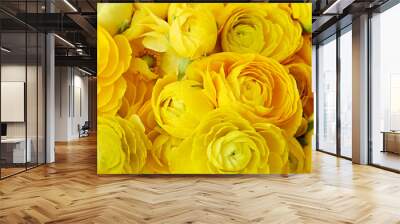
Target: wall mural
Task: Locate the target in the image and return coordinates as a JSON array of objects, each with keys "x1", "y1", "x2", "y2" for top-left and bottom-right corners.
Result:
[{"x1": 97, "y1": 3, "x2": 313, "y2": 174}]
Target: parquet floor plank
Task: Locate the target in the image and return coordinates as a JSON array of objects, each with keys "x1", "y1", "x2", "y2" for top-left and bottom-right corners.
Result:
[{"x1": 0, "y1": 135, "x2": 400, "y2": 223}]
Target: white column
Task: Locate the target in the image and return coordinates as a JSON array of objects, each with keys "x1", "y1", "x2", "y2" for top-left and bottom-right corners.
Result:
[
  {"x1": 352, "y1": 14, "x2": 369, "y2": 164},
  {"x1": 46, "y1": 32, "x2": 55, "y2": 163}
]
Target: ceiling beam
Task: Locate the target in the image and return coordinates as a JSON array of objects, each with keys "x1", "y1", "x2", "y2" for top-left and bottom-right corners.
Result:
[
  {"x1": 322, "y1": 0, "x2": 356, "y2": 15},
  {"x1": 67, "y1": 13, "x2": 96, "y2": 39},
  {"x1": 55, "y1": 55, "x2": 96, "y2": 73},
  {"x1": 12, "y1": 13, "x2": 83, "y2": 32}
]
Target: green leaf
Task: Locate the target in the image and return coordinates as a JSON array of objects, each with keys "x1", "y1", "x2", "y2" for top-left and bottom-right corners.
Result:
[
  {"x1": 307, "y1": 120, "x2": 314, "y2": 132},
  {"x1": 118, "y1": 20, "x2": 131, "y2": 34},
  {"x1": 297, "y1": 136, "x2": 307, "y2": 147},
  {"x1": 177, "y1": 58, "x2": 191, "y2": 81}
]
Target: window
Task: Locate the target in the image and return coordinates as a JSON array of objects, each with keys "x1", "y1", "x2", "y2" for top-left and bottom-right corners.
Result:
[
  {"x1": 317, "y1": 36, "x2": 337, "y2": 154},
  {"x1": 0, "y1": 0, "x2": 47, "y2": 179},
  {"x1": 339, "y1": 28, "x2": 352, "y2": 158},
  {"x1": 371, "y1": 3, "x2": 400, "y2": 171}
]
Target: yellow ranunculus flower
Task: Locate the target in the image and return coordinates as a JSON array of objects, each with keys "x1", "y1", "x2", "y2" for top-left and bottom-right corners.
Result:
[
  {"x1": 118, "y1": 72, "x2": 154, "y2": 119},
  {"x1": 98, "y1": 26, "x2": 112, "y2": 76},
  {"x1": 98, "y1": 26, "x2": 118, "y2": 83},
  {"x1": 291, "y1": 115, "x2": 313, "y2": 173},
  {"x1": 98, "y1": 32, "x2": 131, "y2": 86},
  {"x1": 169, "y1": 109, "x2": 269, "y2": 174},
  {"x1": 286, "y1": 62, "x2": 313, "y2": 118},
  {"x1": 290, "y1": 3, "x2": 312, "y2": 33},
  {"x1": 219, "y1": 3, "x2": 303, "y2": 62},
  {"x1": 124, "y1": 7, "x2": 169, "y2": 53},
  {"x1": 219, "y1": 4, "x2": 268, "y2": 54},
  {"x1": 128, "y1": 41, "x2": 162, "y2": 80},
  {"x1": 283, "y1": 34, "x2": 312, "y2": 66},
  {"x1": 98, "y1": 77, "x2": 127, "y2": 115},
  {"x1": 297, "y1": 34, "x2": 312, "y2": 66},
  {"x1": 303, "y1": 135, "x2": 312, "y2": 173},
  {"x1": 151, "y1": 75, "x2": 215, "y2": 139},
  {"x1": 256, "y1": 121, "x2": 309, "y2": 174},
  {"x1": 134, "y1": 3, "x2": 170, "y2": 19},
  {"x1": 302, "y1": 116, "x2": 313, "y2": 173},
  {"x1": 137, "y1": 100, "x2": 157, "y2": 134},
  {"x1": 98, "y1": 3, "x2": 134, "y2": 36},
  {"x1": 143, "y1": 128, "x2": 182, "y2": 174},
  {"x1": 97, "y1": 3, "x2": 313, "y2": 174},
  {"x1": 186, "y1": 52, "x2": 303, "y2": 136},
  {"x1": 98, "y1": 115, "x2": 150, "y2": 174},
  {"x1": 160, "y1": 48, "x2": 181, "y2": 77},
  {"x1": 254, "y1": 123, "x2": 288, "y2": 174},
  {"x1": 159, "y1": 48, "x2": 194, "y2": 79},
  {"x1": 186, "y1": 3, "x2": 225, "y2": 26},
  {"x1": 98, "y1": 25, "x2": 131, "y2": 116},
  {"x1": 168, "y1": 3, "x2": 218, "y2": 59},
  {"x1": 285, "y1": 135, "x2": 305, "y2": 173},
  {"x1": 295, "y1": 117, "x2": 309, "y2": 137}
]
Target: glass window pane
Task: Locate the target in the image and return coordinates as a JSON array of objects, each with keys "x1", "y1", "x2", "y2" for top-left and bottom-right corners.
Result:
[
  {"x1": 1, "y1": 30, "x2": 27, "y2": 177},
  {"x1": 340, "y1": 29, "x2": 352, "y2": 158},
  {"x1": 317, "y1": 37, "x2": 337, "y2": 154},
  {"x1": 0, "y1": 0, "x2": 46, "y2": 179},
  {"x1": 27, "y1": 31, "x2": 38, "y2": 169},
  {"x1": 38, "y1": 32, "x2": 45, "y2": 165},
  {"x1": 312, "y1": 45, "x2": 317, "y2": 151},
  {"x1": 371, "y1": 4, "x2": 400, "y2": 171}
]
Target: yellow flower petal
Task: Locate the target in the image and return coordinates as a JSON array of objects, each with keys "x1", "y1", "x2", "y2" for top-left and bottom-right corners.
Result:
[
  {"x1": 290, "y1": 3, "x2": 312, "y2": 33},
  {"x1": 151, "y1": 75, "x2": 215, "y2": 139},
  {"x1": 98, "y1": 25, "x2": 119, "y2": 79},
  {"x1": 118, "y1": 72, "x2": 154, "y2": 119},
  {"x1": 123, "y1": 7, "x2": 169, "y2": 53},
  {"x1": 134, "y1": 3, "x2": 170, "y2": 19},
  {"x1": 143, "y1": 128, "x2": 182, "y2": 174},
  {"x1": 169, "y1": 109, "x2": 269, "y2": 174},
  {"x1": 254, "y1": 123, "x2": 288, "y2": 173},
  {"x1": 98, "y1": 3, "x2": 134, "y2": 35},
  {"x1": 113, "y1": 34, "x2": 132, "y2": 72},
  {"x1": 285, "y1": 135, "x2": 305, "y2": 173},
  {"x1": 219, "y1": 3, "x2": 303, "y2": 62},
  {"x1": 130, "y1": 58, "x2": 158, "y2": 80},
  {"x1": 97, "y1": 27, "x2": 109, "y2": 75},
  {"x1": 97, "y1": 115, "x2": 151, "y2": 174},
  {"x1": 142, "y1": 32, "x2": 169, "y2": 53},
  {"x1": 186, "y1": 52, "x2": 303, "y2": 136},
  {"x1": 287, "y1": 62, "x2": 313, "y2": 118},
  {"x1": 168, "y1": 4, "x2": 217, "y2": 59},
  {"x1": 98, "y1": 77, "x2": 127, "y2": 116}
]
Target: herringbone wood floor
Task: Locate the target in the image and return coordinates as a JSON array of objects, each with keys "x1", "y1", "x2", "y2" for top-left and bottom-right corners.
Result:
[{"x1": 1, "y1": 135, "x2": 400, "y2": 224}]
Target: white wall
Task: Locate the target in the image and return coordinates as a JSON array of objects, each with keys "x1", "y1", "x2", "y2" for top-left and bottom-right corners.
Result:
[
  {"x1": 1, "y1": 65, "x2": 26, "y2": 139},
  {"x1": 54, "y1": 67, "x2": 89, "y2": 141},
  {"x1": 55, "y1": 66, "x2": 69, "y2": 141},
  {"x1": 72, "y1": 73, "x2": 89, "y2": 138}
]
